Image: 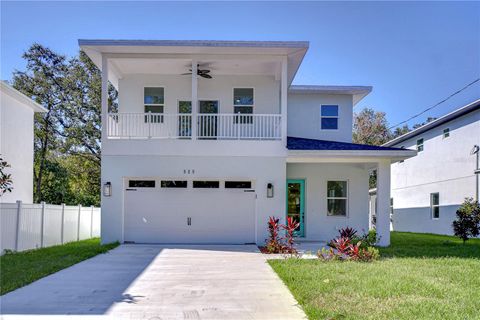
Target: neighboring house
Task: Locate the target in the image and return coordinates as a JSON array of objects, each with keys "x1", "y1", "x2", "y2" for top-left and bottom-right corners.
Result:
[
  {"x1": 80, "y1": 39, "x2": 416, "y2": 246},
  {"x1": 384, "y1": 99, "x2": 480, "y2": 235},
  {"x1": 0, "y1": 81, "x2": 47, "y2": 203}
]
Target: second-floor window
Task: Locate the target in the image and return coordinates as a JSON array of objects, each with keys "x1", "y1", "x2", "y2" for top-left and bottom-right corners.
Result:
[
  {"x1": 321, "y1": 105, "x2": 339, "y2": 130},
  {"x1": 417, "y1": 138, "x2": 424, "y2": 152},
  {"x1": 443, "y1": 128, "x2": 450, "y2": 138},
  {"x1": 233, "y1": 88, "x2": 254, "y2": 124},
  {"x1": 144, "y1": 87, "x2": 164, "y2": 123}
]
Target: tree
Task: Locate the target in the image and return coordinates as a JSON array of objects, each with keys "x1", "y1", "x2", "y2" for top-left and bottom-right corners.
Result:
[
  {"x1": 12, "y1": 44, "x2": 68, "y2": 203},
  {"x1": 392, "y1": 125, "x2": 410, "y2": 139},
  {"x1": 353, "y1": 108, "x2": 392, "y2": 146},
  {"x1": 452, "y1": 198, "x2": 480, "y2": 244},
  {"x1": 0, "y1": 156, "x2": 13, "y2": 196},
  {"x1": 11, "y1": 44, "x2": 117, "y2": 205}
]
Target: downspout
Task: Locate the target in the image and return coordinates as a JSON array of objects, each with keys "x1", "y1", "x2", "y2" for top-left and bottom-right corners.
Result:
[{"x1": 472, "y1": 145, "x2": 480, "y2": 202}]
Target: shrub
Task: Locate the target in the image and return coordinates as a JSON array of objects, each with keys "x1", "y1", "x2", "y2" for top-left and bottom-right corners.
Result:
[
  {"x1": 452, "y1": 198, "x2": 480, "y2": 244},
  {"x1": 263, "y1": 216, "x2": 300, "y2": 255},
  {"x1": 339, "y1": 227, "x2": 357, "y2": 239},
  {"x1": 265, "y1": 216, "x2": 283, "y2": 253},
  {"x1": 322, "y1": 227, "x2": 379, "y2": 262},
  {"x1": 282, "y1": 217, "x2": 300, "y2": 255}
]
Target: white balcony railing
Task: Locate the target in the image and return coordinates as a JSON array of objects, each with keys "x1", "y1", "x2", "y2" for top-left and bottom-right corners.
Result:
[{"x1": 107, "y1": 113, "x2": 282, "y2": 140}]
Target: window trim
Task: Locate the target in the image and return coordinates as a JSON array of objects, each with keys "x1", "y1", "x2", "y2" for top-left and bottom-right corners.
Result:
[
  {"x1": 326, "y1": 180, "x2": 349, "y2": 217},
  {"x1": 160, "y1": 180, "x2": 188, "y2": 188},
  {"x1": 430, "y1": 192, "x2": 440, "y2": 219},
  {"x1": 233, "y1": 88, "x2": 255, "y2": 124},
  {"x1": 443, "y1": 128, "x2": 450, "y2": 139},
  {"x1": 320, "y1": 105, "x2": 339, "y2": 131},
  {"x1": 144, "y1": 86, "x2": 165, "y2": 123},
  {"x1": 128, "y1": 180, "x2": 156, "y2": 188},
  {"x1": 192, "y1": 180, "x2": 220, "y2": 189},
  {"x1": 416, "y1": 138, "x2": 424, "y2": 152},
  {"x1": 225, "y1": 181, "x2": 253, "y2": 189}
]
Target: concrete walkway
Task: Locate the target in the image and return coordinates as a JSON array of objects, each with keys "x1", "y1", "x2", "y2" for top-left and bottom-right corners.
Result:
[{"x1": 0, "y1": 245, "x2": 306, "y2": 320}]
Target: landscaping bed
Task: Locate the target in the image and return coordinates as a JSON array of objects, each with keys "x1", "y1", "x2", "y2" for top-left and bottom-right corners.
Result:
[
  {"x1": 269, "y1": 232, "x2": 480, "y2": 320},
  {"x1": 0, "y1": 238, "x2": 119, "y2": 295}
]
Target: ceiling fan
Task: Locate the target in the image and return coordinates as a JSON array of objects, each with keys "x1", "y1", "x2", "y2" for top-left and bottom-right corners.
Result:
[{"x1": 182, "y1": 64, "x2": 212, "y2": 79}]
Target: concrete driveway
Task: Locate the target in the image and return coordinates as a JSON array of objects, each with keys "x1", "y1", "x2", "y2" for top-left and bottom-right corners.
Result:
[{"x1": 0, "y1": 245, "x2": 306, "y2": 319}]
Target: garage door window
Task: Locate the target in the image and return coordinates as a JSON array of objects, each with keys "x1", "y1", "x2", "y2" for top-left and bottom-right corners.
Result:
[
  {"x1": 129, "y1": 180, "x2": 155, "y2": 188},
  {"x1": 193, "y1": 181, "x2": 220, "y2": 188},
  {"x1": 225, "y1": 181, "x2": 252, "y2": 189},
  {"x1": 161, "y1": 180, "x2": 188, "y2": 188}
]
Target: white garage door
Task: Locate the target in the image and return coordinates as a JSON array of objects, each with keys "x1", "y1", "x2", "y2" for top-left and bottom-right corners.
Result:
[{"x1": 124, "y1": 179, "x2": 256, "y2": 244}]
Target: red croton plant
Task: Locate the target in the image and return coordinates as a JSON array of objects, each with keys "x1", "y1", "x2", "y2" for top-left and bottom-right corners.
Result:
[
  {"x1": 263, "y1": 216, "x2": 300, "y2": 254},
  {"x1": 319, "y1": 227, "x2": 380, "y2": 262}
]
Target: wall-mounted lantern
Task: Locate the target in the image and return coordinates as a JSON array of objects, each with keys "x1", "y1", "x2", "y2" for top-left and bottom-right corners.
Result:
[
  {"x1": 103, "y1": 182, "x2": 112, "y2": 197},
  {"x1": 267, "y1": 183, "x2": 274, "y2": 198}
]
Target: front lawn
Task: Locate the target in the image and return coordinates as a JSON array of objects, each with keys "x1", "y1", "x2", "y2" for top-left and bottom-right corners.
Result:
[
  {"x1": 0, "y1": 238, "x2": 119, "y2": 295},
  {"x1": 269, "y1": 232, "x2": 480, "y2": 320}
]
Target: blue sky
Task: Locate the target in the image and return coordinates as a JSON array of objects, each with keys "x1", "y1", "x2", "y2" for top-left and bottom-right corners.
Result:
[{"x1": 1, "y1": 1, "x2": 479, "y2": 128}]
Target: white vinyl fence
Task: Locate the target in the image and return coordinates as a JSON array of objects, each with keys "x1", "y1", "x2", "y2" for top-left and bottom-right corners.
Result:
[{"x1": 0, "y1": 201, "x2": 101, "y2": 254}]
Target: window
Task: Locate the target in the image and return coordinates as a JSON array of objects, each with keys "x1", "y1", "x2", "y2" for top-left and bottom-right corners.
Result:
[
  {"x1": 321, "y1": 105, "x2": 339, "y2": 130},
  {"x1": 225, "y1": 181, "x2": 252, "y2": 189},
  {"x1": 327, "y1": 181, "x2": 348, "y2": 216},
  {"x1": 233, "y1": 88, "x2": 254, "y2": 124},
  {"x1": 161, "y1": 180, "x2": 187, "y2": 188},
  {"x1": 193, "y1": 181, "x2": 220, "y2": 188},
  {"x1": 129, "y1": 180, "x2": 155, "y2": 188},
  {"x1": 417, "y1": 138, "x2": 424, "y2": 152},
  {"x1": 443, "y1": 128, "x2": 450, "y2": 138},
  {"x1": 431, "y1": 192, "x2": 440, "y2": 219},
  {"x1": 144, "y1": 87, "x2": 164, "y2": 123}
]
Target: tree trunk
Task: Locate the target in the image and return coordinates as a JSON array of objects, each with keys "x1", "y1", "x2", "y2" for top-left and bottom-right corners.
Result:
[{"x1": 34, "y1": 113, "x2": 51, "y2": 203}]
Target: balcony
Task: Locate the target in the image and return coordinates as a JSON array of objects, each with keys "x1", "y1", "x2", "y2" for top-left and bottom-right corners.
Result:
[{"x1": 107, "y1": 113, "x2": 282, "y2": 140}]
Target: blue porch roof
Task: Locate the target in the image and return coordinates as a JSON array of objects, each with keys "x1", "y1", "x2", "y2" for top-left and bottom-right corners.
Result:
[{"x1": 287, "y1": 137, "x2": 406, "y2": 151}]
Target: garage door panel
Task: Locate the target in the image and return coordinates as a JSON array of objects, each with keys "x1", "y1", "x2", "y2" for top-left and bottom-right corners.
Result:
[{"x1": 124, "y1": 187, "x2": 255, "y2": 244}]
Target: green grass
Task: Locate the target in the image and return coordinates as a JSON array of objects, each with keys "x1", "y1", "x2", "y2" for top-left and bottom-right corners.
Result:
[
  {"x1": 0, "y1": 238, "x2": 119, "y2": 295},
  {"x1": 269, "y1": 232, "x2": 480, "y2": 320}
]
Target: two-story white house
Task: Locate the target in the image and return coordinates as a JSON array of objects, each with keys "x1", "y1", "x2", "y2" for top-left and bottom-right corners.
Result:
[
  {"x1": 79, "y1": 39, "x2": 415, "y2": 246},
  {"x1": 0, "y1": 81, "x2": 47, "y2": 203},
  {"x1": 384, "y1": 99, "x2": 480, "y2": 235}
]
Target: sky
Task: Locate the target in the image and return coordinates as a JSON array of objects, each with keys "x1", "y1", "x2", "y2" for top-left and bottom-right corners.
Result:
[{"x1": 1, "y1": 1, "x2": 479, "y2": 128}]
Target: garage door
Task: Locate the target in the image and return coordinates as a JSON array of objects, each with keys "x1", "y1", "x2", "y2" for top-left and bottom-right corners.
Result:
[{"x1": 124, "y1": 179, "x2": 256, "y2": 244}]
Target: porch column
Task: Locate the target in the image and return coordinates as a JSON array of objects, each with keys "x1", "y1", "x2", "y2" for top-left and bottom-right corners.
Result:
[
  {"x1": 280, "y1": 56, "x2": 288, "y2": 145},
  {"x1": 101, "y1": 54, "x2": 109, "y2": 142},
  {"x1": 191, "y1": 60, "x2": 198, "y2": 140},
  {"x1": 376, "y1": 159, "x2": 391, "y2": 246}
]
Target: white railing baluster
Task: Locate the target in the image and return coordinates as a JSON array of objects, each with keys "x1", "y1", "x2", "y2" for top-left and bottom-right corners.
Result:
[{"x1": 106, "y1": 113, "x2": 282, "y2": 140}]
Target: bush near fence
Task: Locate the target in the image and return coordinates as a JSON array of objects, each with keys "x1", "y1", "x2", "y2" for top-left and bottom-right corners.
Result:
[{"x1": 0, "y1": 201, "x2": 101, "y2": 254}]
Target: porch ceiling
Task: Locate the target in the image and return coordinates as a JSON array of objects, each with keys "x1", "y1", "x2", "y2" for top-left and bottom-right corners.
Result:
[
  {"x1": 109, "y1": 58, "x2": 281, "y2": 77},
  {"x1": 79, "y1": 39, "x2": 309, "y2": 88}
]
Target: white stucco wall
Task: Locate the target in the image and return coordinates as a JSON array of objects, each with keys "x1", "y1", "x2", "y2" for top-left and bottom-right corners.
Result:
[
  {"x1": 287, "y1": 93, "x2": 354, "y2": 142},
  {"x1": 287, "y1": 163, "x2": 370, "y2": 242},
  {"x1": 0, "y1": 92, "x2": 36, "y2": 203},
  {"x1": 390, "y1": 109, "x2": 480, "y2": 235},
  {"x1": 118, "y1": 74, "x2": 280, "y2": 114},
  {"x1": 101, "y1": 155, "x2": 286, "y2": 245}
]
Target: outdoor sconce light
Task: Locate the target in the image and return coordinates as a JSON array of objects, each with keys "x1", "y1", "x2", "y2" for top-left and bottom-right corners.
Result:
[
  {"x1": 103, "y1": 182, "x2": 112, "y2": 197},
  {"x1": 267, "y1": 183, "x2": 274, "y2": 198}
]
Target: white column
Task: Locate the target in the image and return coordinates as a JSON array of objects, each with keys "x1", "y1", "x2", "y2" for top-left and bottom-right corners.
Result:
[
  {"x1": 280, "y1": 57, "x2": 288, "y2": 146},
  {"x1": 191, "y1": 60, "x2": 198, "y2": 140},
  {"x1": 101, "y1": 54, "x2": 109, "y2": 142},
  {"x1": 376, "y1": 160, "x2": 391, "y2": 246}
]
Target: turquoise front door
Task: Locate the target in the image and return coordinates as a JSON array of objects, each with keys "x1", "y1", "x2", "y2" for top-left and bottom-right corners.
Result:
[{"x1": 287, "y1": 179, "x2": 305, "y2": 237}]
